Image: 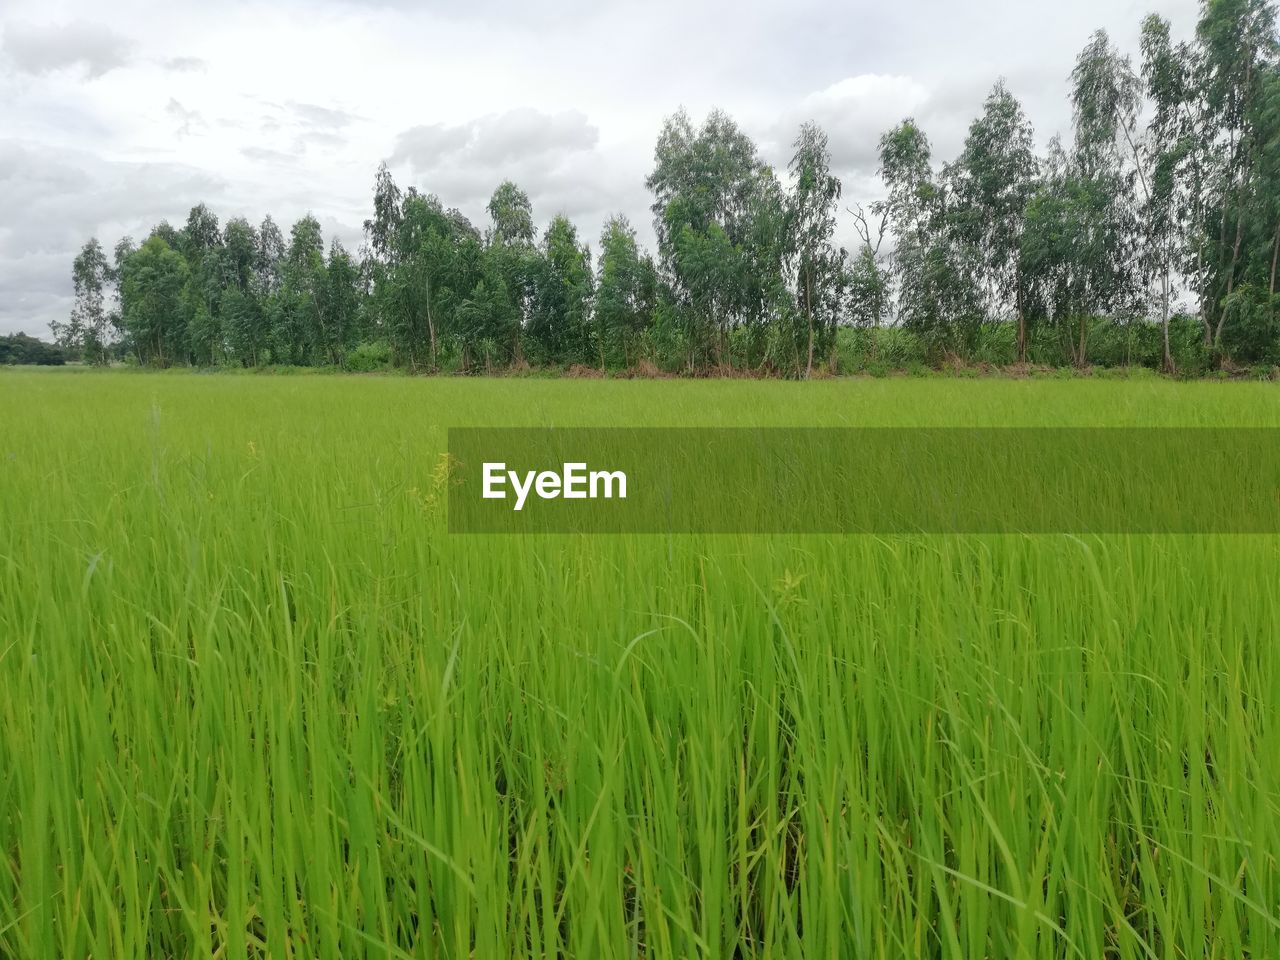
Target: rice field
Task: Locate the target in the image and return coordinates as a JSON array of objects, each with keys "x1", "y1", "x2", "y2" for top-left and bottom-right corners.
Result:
[{"x1": 2, "y1": 368, "x2": 1279, "y2": 959}]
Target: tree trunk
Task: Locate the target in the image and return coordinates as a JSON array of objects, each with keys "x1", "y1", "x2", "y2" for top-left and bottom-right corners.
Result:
[
  {"x1": 1015, "y1": 281, "x2": 1026, "y2": 365},
  {"x1": 1271, "y1": 223, "x2": 1279, "y2": 297},
  {"x1": 1197, "y1": 239, "x2": 1213, "y2": 348},
  {"x1": 1214, "y1": 210, "x2": 1247, "y2": 347},
  {"x1": 1207, "y1": 160, "x2": 1234, "y2": 347},
  {"x1": 1213, "y1": 129, "x2": 1254, "y2": 349},
  {"x1": 425, "y1": 303, "x2": 437, "y2": 369},
  {"x1": 804, "y1": 269, "x2": 815, "y2": 379},
  {"x1": 1161, "y1": 270, "x2": 1173, "y2": 375}
]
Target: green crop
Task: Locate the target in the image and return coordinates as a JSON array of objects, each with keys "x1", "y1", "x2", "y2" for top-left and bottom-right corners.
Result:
[{"x1": 2, "y1": 369, "x2": 1278, "y2": 958}]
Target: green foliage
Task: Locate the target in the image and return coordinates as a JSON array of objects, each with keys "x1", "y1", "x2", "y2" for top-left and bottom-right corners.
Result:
[
  {"x1": 846, "y1": 244, "x2": 890, "y2": 331},
  {"x1": 318, "y1": 240, "x2": 362, "y2": 365},
  {"x1": 835, "y1": 326, "x2": 929, "y2": 371},
  {"x1": 0, "y1": 332, "x2": 67, "y2": 365},
  {"x1": 52, "y1": 238, "x2": 113, "y2": 363},
  {"x1": 526, "y1": 215, "x2": 594, "y2": 366},
  {"x1": 120, "y1": 235, "x2": 190, "y2": 365},
  {"x1": 342, "y1": 339, "x2": 394, "y2": 372},
  {"x1": 647, "y1": 109, "x2": 788, "y2": 370},
  {"x1": 594, "y1": 215, "x2": 657, "y2": 369},
  {"x1": 786, "y1": 121, "x2": 847, "y2": 375},
  {"x1": 1220, "y1": 283, "x2": 1280, "y2": 360},
  {"x1": 486, "y1": 180, "x2": 535, "y2": 246},
  {"x1": 876, "y1": 118, "x2": 987, "y2": 356},
  {"x1": 376, "y1": 192, "x2": 481, "y2": 370},
  {"x1": 948, "y1": 81, "x2": 1039, "y2": 354}
]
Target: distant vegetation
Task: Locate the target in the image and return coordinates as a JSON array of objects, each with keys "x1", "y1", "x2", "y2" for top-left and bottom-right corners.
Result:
[
  {"x1": 0, "y1": 333, "x2": 66, "y2": 366},
  {"x1": 56, "y1": 0, "x2": 1280, "y2": 376}
]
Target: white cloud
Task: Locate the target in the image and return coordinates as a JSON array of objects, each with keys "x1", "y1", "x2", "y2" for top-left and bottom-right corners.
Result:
[
  {"x1": 388, "y1": 108, "x2": 637, "y2": 241},
  {"x1": 392, "y1": 109, "x2": 598, "y2": 174},
  {"x1": 776, "y1": 75, "x2": 932, "y2": 177},
  {"x1": 1, "y1": 22, "x2": 133, "y2": 79}
]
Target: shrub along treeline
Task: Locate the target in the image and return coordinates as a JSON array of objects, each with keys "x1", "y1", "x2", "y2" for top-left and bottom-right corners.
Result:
[{"x1": 56, "y1": 0, "x2": 1280, "y2": 376}]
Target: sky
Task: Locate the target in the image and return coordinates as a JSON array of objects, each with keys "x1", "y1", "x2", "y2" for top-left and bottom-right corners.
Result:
[{"x1": 0, "y1": 0, "x2": 1202, "y2": 338}]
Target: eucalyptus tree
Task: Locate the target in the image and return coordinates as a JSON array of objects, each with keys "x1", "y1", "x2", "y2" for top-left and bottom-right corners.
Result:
[
  {"x1": 1141, "y1": 14, "x2": 1198, "y2": 369},
  {"x1": 487, "y1": 180, "x2": 536, "y2": 246},
  {"x1": 527, "y1": 215, "x2": 594, "y2": 365},
  {"x1": 364, "y1": 162, "x2": 404, "y2": 266},
  {"x1": 53, "y1": 238, "x2": 112, "y2": 363},
  {"x1": 179, "y1": 204, "x2": 227, "y2": 364},
  {"x1": 120, "y1": 236, "x2": 189, "y2": 365},
  {"x1": 256, "y1": 216, "x2": 285, "y2": 297},
  {"x1": 1039, "y1": 32, "x2": 1152, "y2": 363},
  {"x1": 646, "y1": 108, "x2": 787, "y2": 369},
  {"x1": 877, "y1": 120, "x2": 937, "y2": 240},
  {"x1": 221, "y1": 218, "x2": 258, "y2": 293},
  {"x1": 275, "y1": 215, "x2": 326, "y2": 364},
  {"x1": 482, "y1": 181, "x2": 538, "y2": 362},
  {"x1": 1021, "y1": 138, "x2": 1134, "y2": 365},
  {"x1": 111, "y1": 237, "x2": 135, "y2": 283},
  {"x1": 221, "y1": 217, "x2": 265, "y2": 365},
  {"x1": 360, "y1": 164, "x2": 403, "y2": 341},
  {"x1": 108, "y1": 237, "x2": 135, "y2": 344},
  {"x1": 149, "y1": 220, "x2": 181, "y2": 252},
  {"x1": 877, "y1": 119, "x2": 981, "y2": 350},
  {"x1": 456, "y1": 254, "x2": 518, "y2": 370},
  {"x1": 1196, "y1": 0, "x2": 1279, "y2": 347},
  {"x1": 594, "y1": 215, "x2": 657, "y2": 368},
  {"x1": 744, "y1": 168, "x2": 794, "y2": 371},
  {"x1": 1215, "y1": 62, "x2": 1280, "y2": 359},
  {"x1": 250, "y1": 216, "x2": 286, "y2": 362},
  {"x1": 947, "y1": 82, "x2": 1039, "y2": 359},
  {"x1": 787, "y1": 121, "x2": 846, "y2": 376},
  {"x1": 318, "y1": 240, "x2": 362, "y2": 365},
  {"x1": 1257, "y1": 66, "x2": 1280, "y2": 296},
  {"x1": 384, "y1": 192, "x2": 483, "y2": 369},
  {"x1": 846, "y1": 204, "x2": 891, "y2": 338}
]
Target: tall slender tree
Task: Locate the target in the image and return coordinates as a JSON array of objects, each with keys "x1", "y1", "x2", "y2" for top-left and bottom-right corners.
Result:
[
  {"x1": 787, "y1": 121, "x2": 846, "y2": 376},
  {"x1": 948, "y1": 82, "x2": 1039, "y2": 360},
  {"x1": 54, "y1": 238, "x2": 112, "y2": 363},
  {"x1": 594, "y1": 215, "x2": 657, "y2": 369}
]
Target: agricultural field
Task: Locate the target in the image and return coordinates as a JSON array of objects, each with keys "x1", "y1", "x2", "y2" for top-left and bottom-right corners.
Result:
[{"x1": 2, "y1": 368, "x2": 1279, "y2": 959}]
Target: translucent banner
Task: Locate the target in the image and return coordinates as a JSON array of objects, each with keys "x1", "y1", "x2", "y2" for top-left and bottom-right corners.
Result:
[{"x1": 447, "y1": 428, "x2": 1280, "y2": 533}]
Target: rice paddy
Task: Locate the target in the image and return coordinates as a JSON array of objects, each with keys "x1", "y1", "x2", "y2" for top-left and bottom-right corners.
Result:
[{"x1": 2, "y1": 369, "x2": 1278, "y2": 959}]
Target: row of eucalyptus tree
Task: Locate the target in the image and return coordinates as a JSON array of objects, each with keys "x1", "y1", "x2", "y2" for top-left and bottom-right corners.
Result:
[
  {"x1": 57, "y1": 0, "x2": 1280, "y2": 373},
  {"x1": 873, "y1": 0, "x2": 1280, "y2": 370}
]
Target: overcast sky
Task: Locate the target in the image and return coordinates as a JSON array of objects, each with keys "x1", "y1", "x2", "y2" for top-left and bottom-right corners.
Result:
[{"x1": 1, "y1": 0, "x2": 1201, "y2": 338}]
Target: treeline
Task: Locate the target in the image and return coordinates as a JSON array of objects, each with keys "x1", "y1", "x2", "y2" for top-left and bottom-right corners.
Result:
[
  {"x1": 57, "y1": 0, "x2": 1280, "y2": 375},
  {"x1": 0, "y1": 333, "x2": 66, "y2": 366}
]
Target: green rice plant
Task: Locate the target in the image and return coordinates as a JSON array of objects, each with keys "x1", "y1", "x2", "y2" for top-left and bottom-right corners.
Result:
[{"x1": 1, "y1": 369, "x2": 1278, "y2": 958}]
